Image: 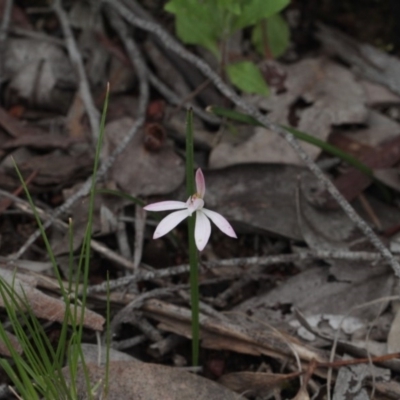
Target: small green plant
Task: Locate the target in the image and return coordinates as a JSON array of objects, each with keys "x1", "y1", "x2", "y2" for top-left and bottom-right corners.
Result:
[
  {"x1": 165, "y1": 0, "x2": 290, "y2": 95},
  {"x1": 0, "y1": 88, "x2": 110, "y2": 399}
]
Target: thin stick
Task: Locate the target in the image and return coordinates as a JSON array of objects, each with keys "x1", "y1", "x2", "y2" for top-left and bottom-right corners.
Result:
[
  {"x1": 86, "y1": 249, "x2": 400, "y2": 294},
  {"x1": 105, "y1": 0, "x2": 400, "y2": 277},
  {"x1": 52, "y1": 0, "x2": 100, "y2": 141},
  {"x1": 147, "y1": 71, "x2": 220, "y2": 124},
  {"x1": 133, "y1": 205, "x2": 146, "y2": 271}
]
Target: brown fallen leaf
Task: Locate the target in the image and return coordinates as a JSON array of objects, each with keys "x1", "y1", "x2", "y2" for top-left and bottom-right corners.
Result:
[
  {"x1": 2, "y1": 133, "x2": 80, "y2": 150},
  {"x1": 210, "y1": 58, "x2": 367, "y2": 168},
  {"x1": 65, "y1": 361, "x2": 244, "y2": 400},
  {"x1": 193, "y1": 165, "x2": 400, "y2": 243},
  {"x1": 0, "y1": 269, "x2": 104, "y2": 331},
  {"x1": 315, "y1": 133, "x2": 400, "y2": 209},
  {"x1": 0, "y1": 331, "x2": 23, "y2": 358},
  {"x1": 8, "y1": 150, "x2": 93, "y2": 189},
  {"x1": 102, "y1": 117, "x2": 185, "y2": 196},
  {"x1": 291, "y1": 387, "x2": 310, "y2": 400},
  {"x1": 316, "y1": 23, "x2": 400, "y2": 97},
  {"x1": 235, "y1": 264, "x2": 393, "y2": 330},
  {"x1": 4, "y1": 38, "x2": 76, "y2": 112},
  {"x1": 0, "y1": 0, "x2": 32, "y2": 30},
  {"x1": 0, "y1": 106, "x2": 46, "y2": 138}
]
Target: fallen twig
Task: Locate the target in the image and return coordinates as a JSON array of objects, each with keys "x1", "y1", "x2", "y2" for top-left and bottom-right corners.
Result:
[
  {"x1": 53, "y1": 0, "x2": 100, "y2": 140},
  {"x1": 87, "y1": 249, "x2": 399, "y2": 294}
]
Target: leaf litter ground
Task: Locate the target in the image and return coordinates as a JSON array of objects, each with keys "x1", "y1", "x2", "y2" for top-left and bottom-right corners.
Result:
[{"x1": 2, "y1": 0, "x2": 400, "y2": 399}]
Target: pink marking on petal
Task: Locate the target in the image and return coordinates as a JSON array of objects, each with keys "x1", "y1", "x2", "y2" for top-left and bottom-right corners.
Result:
[
  {"x1": 143, "y1": 201, "x2": 187, "y2": 212},
  {"x1": 195, "y1": 168, "x2": 206, "y2": 198},
  {"x1": 202, "y1": 208, "x2": 237, "y2": 238},
  {"x1": 195, "y1": 211, "x2": 211, "y2": 251},
  {"x1": 153, "y1": 209, "x2": 190, "y2": 238}
]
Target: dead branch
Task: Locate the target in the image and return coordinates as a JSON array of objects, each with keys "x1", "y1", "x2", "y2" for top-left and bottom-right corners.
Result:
[{"x1": 87, "y1": 249, "x2": 399, "y2": 295}]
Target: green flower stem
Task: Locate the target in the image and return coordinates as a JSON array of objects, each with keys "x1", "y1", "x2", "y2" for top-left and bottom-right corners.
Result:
[{"x1": 186, "y1": 109, "x2": 200, "y2": 366}]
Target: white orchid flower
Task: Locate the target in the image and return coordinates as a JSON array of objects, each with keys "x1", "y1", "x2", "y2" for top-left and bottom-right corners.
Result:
[{"x1": 143, "y1": 168, "x2": 237, "y2": 251}]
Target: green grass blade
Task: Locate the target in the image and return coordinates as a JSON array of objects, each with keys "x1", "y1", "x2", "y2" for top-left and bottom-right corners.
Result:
[
  {"x1": 105, "y1": 272, "x2": 111, "y2": 397},
  {"x1": 186, "y1": 110, "x2": 196, "y2": 197},
  {"x1": 76, "y1": 84, "x2": 110, "y2": 399}
]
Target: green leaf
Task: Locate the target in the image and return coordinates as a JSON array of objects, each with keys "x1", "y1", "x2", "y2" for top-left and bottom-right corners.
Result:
[
  {"x1": 215, "y1": 0, "x2": 242, "y2": 14},
  {"x1": 252, "y1": 14, "x2": 290, "y2": 58},
  {"x1": 165, "y1": 0, "x2": 221, "y2": 54},
  {"x1": 226, "y1": 61, "x2": 269, "y2": 96},
  {"x1": 232, "y1": 0, "x2": 290, "y2": 31},
  {"x1": 267, "y1": 14, "x2": 290, "y2": 57}
]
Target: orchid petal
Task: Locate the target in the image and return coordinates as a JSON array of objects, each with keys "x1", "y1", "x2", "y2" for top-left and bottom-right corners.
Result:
[
  {"x1": 143, "y1": 201, "x2": 187, "y2": 212},
  {"x1": 202, "y1": 208, "x2": 237, "y2": 238},
  {"x1": 195, "y1": 211, "x2": 211, "y2": 251},
  {"x1": 153, "y1": 209, "x2": 190, "y2": 238},
  {"x1": 195, "y1": 168, "x2": 206, "y2": 198}
]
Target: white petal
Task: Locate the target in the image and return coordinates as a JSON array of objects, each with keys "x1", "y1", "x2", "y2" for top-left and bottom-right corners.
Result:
[
  {"x1": 195, "y1": 168, "x2": 206, "y2": 198},
  {"x1": 202, "y1": 208, "x2": 237, "y2": 238},
  {"x1": 143, "y1": 201, "x2": 187, "y2": 212},
  {"x1": 153, "y1": 209, "x2": 190, "y2": 238},
  {"x1": 195, "y1": 211, "x2": 211, "y2": 251},
  {"x1": 186, "y1": 197, "x2": 204, "y2": 215}
]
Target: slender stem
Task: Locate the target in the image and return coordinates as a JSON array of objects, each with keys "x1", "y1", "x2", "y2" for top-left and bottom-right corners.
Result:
[
  {"x1": 186, "y1": 110, "x2": 195, "y2": 198},
  {"x1": 186, "y1": 109, "x2": 200, "y2": 366},
  {"x1": 188, "y1": 213, "x2": 199, "y2": 366}
]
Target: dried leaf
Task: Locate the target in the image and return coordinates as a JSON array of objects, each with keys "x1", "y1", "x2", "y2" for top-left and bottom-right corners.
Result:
[
  {"x1": 360, "y1": 80, "x2": 400, "y2": 107},
  {"x1": 65, "y1": 361, "x2": 244, "y2": 400},
  {"x1": 211, "y1": 58, "x2": 367, "y2": 168},
  {"x1": 69, "y1": 343, "x2": 139, "y2": 365},
  {"x1": 0, "y1": 331, "x2": 23, "y2": 357},
  {"x1": 291, "y1": 387, "x2": 310, "y2": 400},
  {"x1": 4, "y1": 38, "x2": 76, "y2": 111},
  {"x1": 332, "y1": 355, "x2": 386, "y2": 400},
  {"x1": 199, "y1": 165, "x2": 400, "y2": 242},
  {"x1": 235, "y1": 264, "x2": 393, "y2": 329},
  {"x1": 103, "y1": 117, "x2": 185, "y2": 196},
  {"x1": 8, "y1": 151, "x2": 93, "y2": 189},
  {"x1": 0, "y1": 269, "x2": 104, "y2": 331},
  {"x1": 338, "y1": 110, "x2": 400, "y2": 147}
]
